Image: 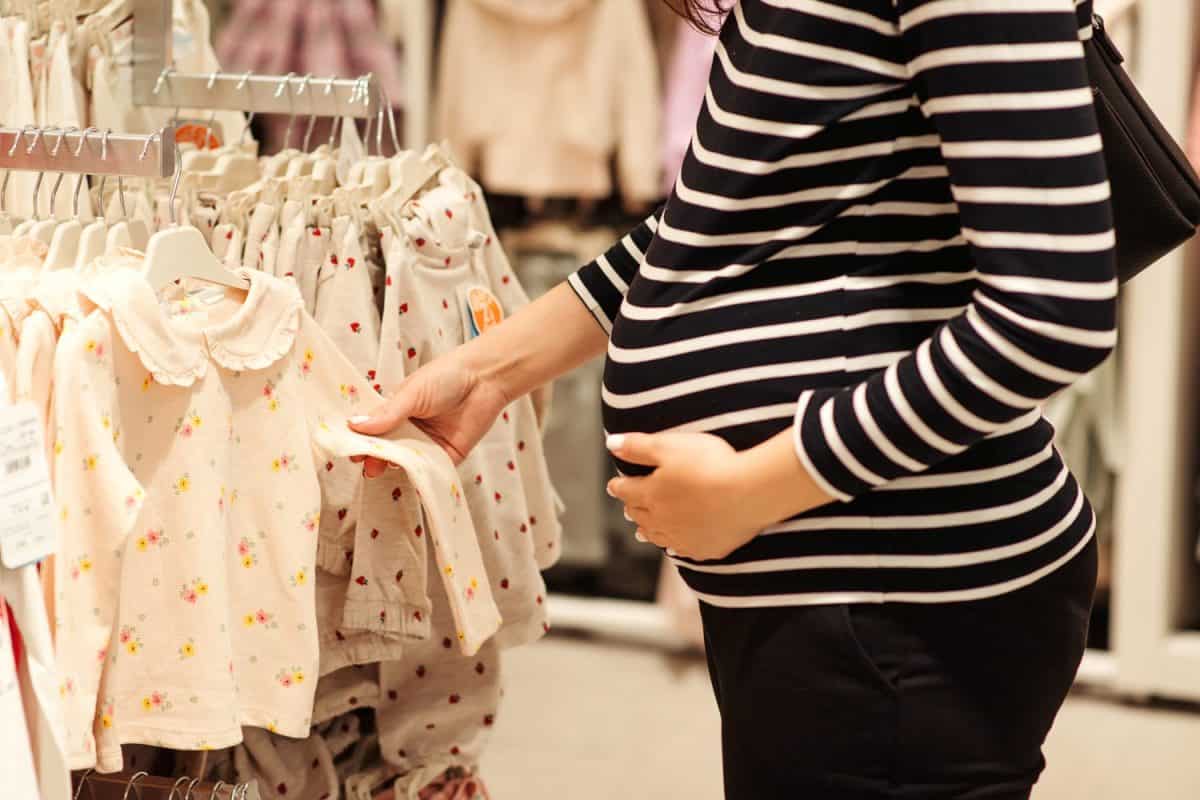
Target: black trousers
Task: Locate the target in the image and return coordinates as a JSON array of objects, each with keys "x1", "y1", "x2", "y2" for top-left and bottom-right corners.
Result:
[{"x1": 699, "y1": 539, "x2": 1097, "y2": 800}]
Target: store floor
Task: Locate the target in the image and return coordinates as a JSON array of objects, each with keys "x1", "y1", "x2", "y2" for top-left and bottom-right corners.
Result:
[{"x1": 483, "y1": 636, "x2": 1200, "y2": 799}]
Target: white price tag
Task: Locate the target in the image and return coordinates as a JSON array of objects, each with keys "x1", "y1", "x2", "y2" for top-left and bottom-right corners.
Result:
[{"x1": 0, "y1": 402, "x2": 56, "y2": 568}]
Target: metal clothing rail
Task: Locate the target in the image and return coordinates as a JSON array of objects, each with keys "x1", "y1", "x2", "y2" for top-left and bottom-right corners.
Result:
[
  {"x1": 0, "y1": 126, "x2": 175, "y2": 179},
  {"x1": 75, "y1": 770, "x2": 261, "y2": 800},
  {"x1": 131, "y1": 0, "x2": 382, "y2": 119}
]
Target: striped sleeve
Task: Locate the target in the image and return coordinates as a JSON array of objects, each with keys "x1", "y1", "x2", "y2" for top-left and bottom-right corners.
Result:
[
  {"x1": 794, "y1": 0, "x2": 1117, "y2": 501},
  {"x1": 567, "y1": 208, "x2": 663, "y2": 334}
]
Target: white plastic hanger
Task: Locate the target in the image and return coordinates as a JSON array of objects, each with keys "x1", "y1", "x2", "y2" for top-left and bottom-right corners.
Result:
[
  {"x1": 2, "y1": 126, "x2": 40, "y2": 235},
  {"x1": 191, "y1": 75, "x2": 261, "y2": 193},
  {"x1": 180, "y1": 74, "x2": 226, "y2": 173},
  {"x1": 12, "y1": 129, "x2": 49, "y2": 239},
  {"x1": 142, "y1": 135, "x2": 250, "y2": 293},
  {"x1": 75, "y1": 129, "x2": 110, "y2": 269},
  {"x1": 262, "y1": 73, "x2": 303, "y2": 179},
  {"x1": 44, "y1": 129, "x2": 96, "y2": 270}
]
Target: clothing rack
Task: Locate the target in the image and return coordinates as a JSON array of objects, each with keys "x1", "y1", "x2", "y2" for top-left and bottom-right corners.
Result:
[
  {"x1": 131, "y1": 0, "x2": 382, "y2": 119},
  {"x1": 0, "y1": 126, "x2": 175, "y2": 178},
  {"x1": 74, "y1": 771, "x2": 261, "y2": 800}
]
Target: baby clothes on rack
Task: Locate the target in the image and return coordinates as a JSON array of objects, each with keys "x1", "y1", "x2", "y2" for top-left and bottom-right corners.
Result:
[
  {"x1": 375, "y1": 186, "x2": 552, "y2": 649},
  {"x1": 1, "y1": 14, "x2": 41, "y2": 219},
  {"x1": 51, "y1": 267, "x2": 499, "y2": 770},
  {"x1": 374, "y1": 550, "x2": 503, "y2": 800},
  {"x1": 84, "y1": 0, "x2": 247, "y2": 144}
]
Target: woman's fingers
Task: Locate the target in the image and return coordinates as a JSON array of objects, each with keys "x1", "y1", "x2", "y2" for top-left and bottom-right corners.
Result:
[
  {"x1": 348, "y1": 383, "x2": 415, "y2": 436},
  {"x1": 607, "y1": 476, "x2": 647, "y2": 507}
]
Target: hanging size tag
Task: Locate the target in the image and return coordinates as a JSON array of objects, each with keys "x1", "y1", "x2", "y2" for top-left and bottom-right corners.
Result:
[
  {"x1": 0, "y1": 401, "x2": 56, "y2": 568},
  {"x1": 459, "y1": 285, "x2": 504, "y2": 341}
]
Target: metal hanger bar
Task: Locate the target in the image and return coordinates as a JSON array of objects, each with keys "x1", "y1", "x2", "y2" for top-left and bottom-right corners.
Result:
[
  {"x1": 135, "y1": 72, "x2": 380, "y2": 119},
  {"x1": 131, "y1": 0, "x2": 379, "y2": 118},
  {"x1": 75, "y1": 773, "x2": 262, "y2": 800},
  {"x1": 0, "y1": 127, "x2": 175, "y2": 178}
]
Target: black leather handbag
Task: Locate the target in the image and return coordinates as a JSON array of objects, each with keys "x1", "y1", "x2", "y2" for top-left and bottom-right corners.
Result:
[{"x1": 1086, "y1": 14, "x2": 1200, "y2": 283}]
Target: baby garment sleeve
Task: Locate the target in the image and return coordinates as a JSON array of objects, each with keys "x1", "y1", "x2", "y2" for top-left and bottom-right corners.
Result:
[
  {"x1": 792, "y1": 0, "x2": 1118, "y2": 501},
  {"x1": 298, "y1": 315, "x2": 501, "y2": 656},
  {"x1": 50, "y1": 315, "x2": 145, "y2": 766}
]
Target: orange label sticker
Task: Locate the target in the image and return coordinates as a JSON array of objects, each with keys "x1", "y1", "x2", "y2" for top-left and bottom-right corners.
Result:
[
  {"x1": 467, "y1": 287, "x2": 504, "y2": 338},
  {"x1": 175, "y1": 123, "x2": 221, "y2": 151}
]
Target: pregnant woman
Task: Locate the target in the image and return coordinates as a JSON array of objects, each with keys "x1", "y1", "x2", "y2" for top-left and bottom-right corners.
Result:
[{"x1": 353, "y1": 1, "x2": 1116, "y2": 796}]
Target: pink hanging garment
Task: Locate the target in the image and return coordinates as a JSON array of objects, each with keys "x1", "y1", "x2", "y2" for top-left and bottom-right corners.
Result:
[
  {"x1": 219, "y1": 0, "x2": 405, "y2": 153},
  {"x1": 660, "y1": 14, "x2": 723, "y2": 195}
]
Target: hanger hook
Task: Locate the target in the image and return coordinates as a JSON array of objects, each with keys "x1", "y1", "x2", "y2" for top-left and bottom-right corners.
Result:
[
  {"x1": 73, "y1": 769, "x2": 95, "y2": 800},
  {"x1": 274, "y1": 71, "x2": 297, "y2": 150},
  {"x1": 203, "y1": 70, "x2": 221, "y2": 148},
  {"x1": 72, "y1": 126, "x2": 96, "y2": 159},
  {"x1": 72, "y1": 126, "x2": 99, "y2": 218},
  {"x1": 122, "y1": 771, "x2": 150, "y2": 800},
  {"x1": 181, "y1": 778, "x2": 202, "y2": 800},
  {"x1": 141, "y1": 129, "x2": 181, "y2": 227},
  {"x1": 9, "y1": 124, "x2": 38, "y2": 157},
  {"x1": 380, "y1": 85, "x2": 401, "y2": 153},
  {"x1": 46, "y1": 127, "x2": 73, "y2": 218},
  {"x1": 236, "y1": 70, "x2": 256, "y2": 146},
  {"x1": 25, "y1": 128, "x2": 50, "y2": 221},
  {"x1": 167, "y1": 777, "x2": 192, "y2": 800},
  {"x1": 301, "y1": 73, "x2": 320, "y2": 153},
  {"x1": 51, "y1": 126, "x2": 74, "y2": 158},
  {"x1": 210, "y1": 781, "x2": 227, "y2": 799},
  {"x1": 139, "y1": 130, "x2": 163, "y2": 162},
  {"x1": 156, "y1": 67, "x2": 182, "y2": 127},
  {"x1": 323, "y1": 75, "x2": 341, "y2": 149},
  {"x1": 293, "y1": 73, "x2": 313, "y2": 150}
]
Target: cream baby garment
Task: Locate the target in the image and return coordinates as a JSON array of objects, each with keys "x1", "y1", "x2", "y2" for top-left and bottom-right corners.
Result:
[
  {"x1": 375, "y1": 548, "x2": 502, "y2": 800},
  {"x1": 310, "y1": 210, "x2": 395, "y2": 674},
  {"x1": 373, "y1": 187, "x2": 550, "y2": 648},
  {"x1": 52, "y1": 268, "x2": 500, "y2": 770},
  {"x1": 440, "y1": 167, "x2": 562, "y2": 568}
]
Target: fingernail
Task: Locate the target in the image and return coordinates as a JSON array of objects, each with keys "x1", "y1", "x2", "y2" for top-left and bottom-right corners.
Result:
[
  {"x1": 605, "y1": 434, "x2": 625, "y2": 451},
  {"x1": 666, "y1": 548, "x2": 678, "y2": 557},
  {"x1": 606, "y1": 484, "x2": 616, "y2": 498},
  {"x1": 623, "y1": 511, "x2": 632, "y2": 522},
  {"x1": 635, "y1": 531, "x2": 647, "y2": 543},
  {"x1": 349, "y1": 415, "x2": 370, "y2": 425}
]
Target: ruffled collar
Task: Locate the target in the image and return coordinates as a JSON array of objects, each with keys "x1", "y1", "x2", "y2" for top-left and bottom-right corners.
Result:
[{"x1": 83, "y1": 266, "x2": 303, "y2": 387}]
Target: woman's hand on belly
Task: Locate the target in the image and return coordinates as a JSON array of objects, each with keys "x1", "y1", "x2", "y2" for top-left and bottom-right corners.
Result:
[{"x1": 606, "y1": 429, "x2": 834, "y2": 561}]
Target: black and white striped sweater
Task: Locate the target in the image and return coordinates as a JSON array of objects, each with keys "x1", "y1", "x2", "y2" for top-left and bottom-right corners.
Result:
[{"x1": 568, "y1": 0, "x2": 1116, "y2": 607}]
